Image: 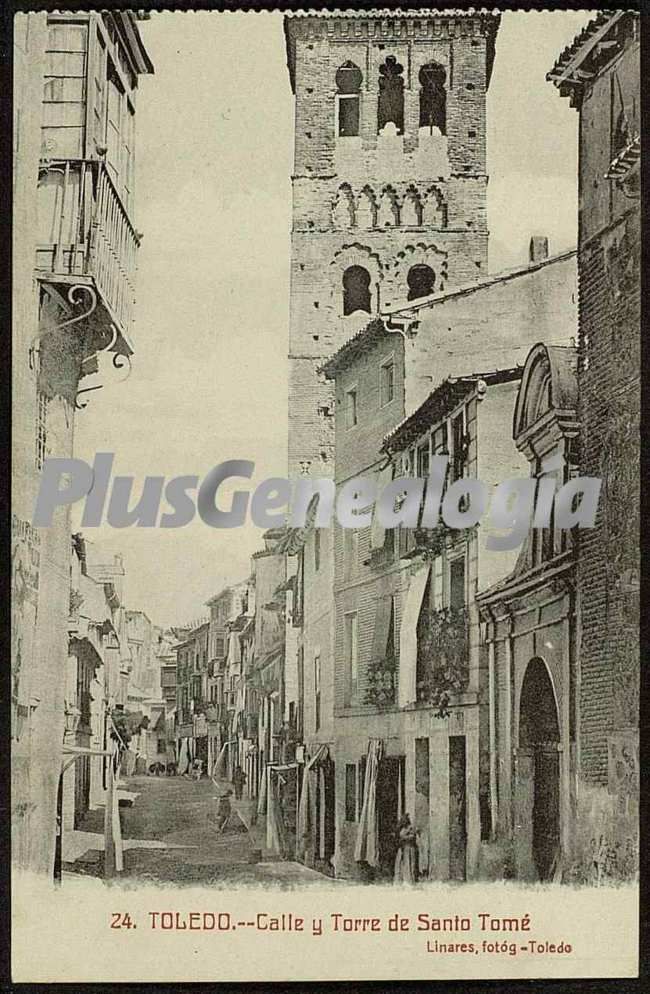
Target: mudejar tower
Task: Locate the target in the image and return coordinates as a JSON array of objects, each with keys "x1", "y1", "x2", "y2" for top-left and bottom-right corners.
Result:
[{"x1": 284, "y1": 9, "x2": 500, "y2": 479}]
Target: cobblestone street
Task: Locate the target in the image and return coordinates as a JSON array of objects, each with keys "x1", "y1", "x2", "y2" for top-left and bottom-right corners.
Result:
[{"x1": 64, "y1": 774, "x2": 338, "y2": 887}]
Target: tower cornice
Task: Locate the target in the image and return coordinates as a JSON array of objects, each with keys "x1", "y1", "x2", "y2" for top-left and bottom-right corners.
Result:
[{"x1": 284, "y1": 10, "x2": 500, "y2": 93}]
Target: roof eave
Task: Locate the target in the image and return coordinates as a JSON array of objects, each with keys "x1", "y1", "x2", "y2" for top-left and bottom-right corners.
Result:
[
  {"x1": 115, "y1": 11, "x2": 155, "y2": 76},
  {"x1": 546, "y1": 11, "x2": 632, "y2": 100},
  {"x1": 383, "y1": 366, "x2": 523, "y2": 454}
]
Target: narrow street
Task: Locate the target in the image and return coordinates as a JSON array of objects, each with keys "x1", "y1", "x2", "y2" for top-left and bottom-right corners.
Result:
[{"x1": 63, "y1": 774, "x2": 336, "y2": 887}]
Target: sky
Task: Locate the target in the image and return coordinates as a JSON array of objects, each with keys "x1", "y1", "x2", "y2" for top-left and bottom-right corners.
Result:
[{"x1": 72, "y1": 10, "x2": 596, "y2": 628}]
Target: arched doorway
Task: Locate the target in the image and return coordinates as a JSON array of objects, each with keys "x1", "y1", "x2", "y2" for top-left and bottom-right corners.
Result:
[{"x1": 517, "y1": 658, "x2": 560, "y2": 880}]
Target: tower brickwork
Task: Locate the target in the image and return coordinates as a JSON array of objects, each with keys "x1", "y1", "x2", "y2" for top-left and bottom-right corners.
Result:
[{"x1": 285, "y1": 10, "x2": 500, "y2": 478}]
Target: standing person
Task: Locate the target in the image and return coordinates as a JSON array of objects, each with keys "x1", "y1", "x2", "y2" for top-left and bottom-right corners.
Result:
[
  {"x1": 192, "y1": 757, "x2": 203, "y2": 782},
  {"x1": 232, "y1": 765, "x2": 246, "y2": 800},
  {"x1": 393, "y1": 813, "x2": 419, "y2": 884}
]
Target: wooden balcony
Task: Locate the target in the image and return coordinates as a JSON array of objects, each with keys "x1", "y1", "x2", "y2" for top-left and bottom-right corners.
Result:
[{"x1": 36, "y1": 158, "x2": 140, "y2": 350}]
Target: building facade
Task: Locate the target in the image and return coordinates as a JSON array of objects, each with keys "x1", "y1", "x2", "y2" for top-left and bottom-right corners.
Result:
[
  {"x1": 63, "y1": 536, "x2": 130, "y2": 831},
  {"x1": 323, "y1": 334, "x2": 529, "y2": 880},
  {"x1": 318, "y1": 243, "x2": 576, "y2": 881},
  {"x1": 12, "y1": 10, "x2": 153, "y2": 877},
  {"x1": 174, "y1": 621, "x2": 210, "y2": 774},
  {"x1": 477, "y1": 344, "x2": 580, "y2": 882},
  {"x1": 548, "y1": 10, "x2": 640, "y2": 878},
  {"x1": 206, "y1": 582, "x2": 250, "y2": 778}
]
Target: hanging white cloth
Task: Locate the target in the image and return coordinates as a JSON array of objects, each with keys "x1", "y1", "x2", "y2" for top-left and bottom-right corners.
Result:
[
  {"x1": 213, "y1": 739, "x2": 229, "y2": 779},
  {"x1": 257, "y1": 759, "x2": 268, "y2": 818},
  {"x1": 111, "y1": 745, "x2": 123, "y2": 872},
  {"x1": 397, "y1": 758, "x2": 404, "y2": 821},
  {"x1": 266, "y1": 767, "x2": 289, "y2": 855},
  {"x1": 370, "y1": 464, "x2": 394, "y2": 550},
  {"x1": 354, "y1": 739, "x2": 384, "y2": 866},
  {"x1": 295, "y1": 745, "x2": 328, "y2": 861},
  {"x1": 178, "y1": 738, "x2": 190, "y2": 775},
  {"x1": 398, "y1": 562, "x2": 431, "y2": 708}
]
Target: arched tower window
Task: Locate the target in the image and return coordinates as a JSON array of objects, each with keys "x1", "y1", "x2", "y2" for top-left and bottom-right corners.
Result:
[
  {"x1": 407, "y1": 264, "x2": 435, "y2": 300},
  {"x1": 336, "y1": 62, "x2": 362, "y2": 138},
  {"x1": 419, "y1": 62, "x2": 447, "y2": 134},
  {"x1": 343, "y1": 265, "x2": 371, "y2": 315},
  {"x1": 378, "y1": 56, "x2": 404, "y2": 135}
]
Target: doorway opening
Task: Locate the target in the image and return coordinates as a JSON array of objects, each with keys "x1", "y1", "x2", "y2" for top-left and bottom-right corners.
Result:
[
  {"x1": 449, "y1": 735, "x2": 467, "y2": 880},
  {"x1": 518, "y1": 658, "x2": 560, "y2": 880},
  {"x1": 376, "y1": 755, "x2": 405, "y2": 878}
]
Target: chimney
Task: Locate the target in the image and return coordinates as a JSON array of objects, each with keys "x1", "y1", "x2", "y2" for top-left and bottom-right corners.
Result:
[{"x1": 529, "y1": 236, "x2": 549, "y2": 264}]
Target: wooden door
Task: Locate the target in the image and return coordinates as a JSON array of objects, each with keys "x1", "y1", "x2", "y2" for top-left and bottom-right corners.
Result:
[
  {"x1": 533, "y1": 746, "x2": 560, "y2": 880},
  {"x1": 448, "y1": 736, "x2": 467, "y2": 880},
  {"x1": 376, "y1": 756, "x2": 405, "y2": 878},
  {"x1": 514, "y1": 749, "x2": 536, "y2": 880}
]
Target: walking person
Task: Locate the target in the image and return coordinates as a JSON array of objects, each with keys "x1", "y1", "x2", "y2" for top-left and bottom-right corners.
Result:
[
  {"x1": 393, "y1": 813, "x2": 419, "y2": 884},
  {"x1": 232, "y1": 765, "x2": 246, "y2": 800}
]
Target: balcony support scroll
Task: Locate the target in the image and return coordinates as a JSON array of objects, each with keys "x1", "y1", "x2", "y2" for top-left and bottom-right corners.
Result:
[
  {"x1": 75, "y1": 331, "x2": 133, "y2": 410},
  {"x1": 29, "y1": 283, "x2": 98, "y2": 373}
]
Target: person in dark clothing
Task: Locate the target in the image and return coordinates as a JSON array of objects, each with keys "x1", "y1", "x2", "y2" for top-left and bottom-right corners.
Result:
[
  {"x1": 214, "y1": 790, "x2": 233, "y2": 833},
  {"x1": 232, "y1": 765, "x2": 246, "y2": 800}
]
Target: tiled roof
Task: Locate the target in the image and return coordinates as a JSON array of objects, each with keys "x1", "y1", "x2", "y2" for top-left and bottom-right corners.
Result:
[
  {"x1": 547, "y1": 10, "x2": 638, "y2": 98},
  {"x1": 320, "y1": 317, "x2": 388, "y2": 379},
  {"x1": 383, "y1": 366, "x2": 523, "y2": 453},
  {"x1": 285, "y1": 8, "x2": 499, "y2": 18},
  {"x1": 547, "y1": 10, "x2": 614, "y2": 80}
]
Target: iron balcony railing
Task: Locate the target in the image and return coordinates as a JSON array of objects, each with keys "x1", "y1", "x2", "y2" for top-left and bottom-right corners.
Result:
[{"x1": 36, "y1": 158, "x2": 140, "y2": 338}]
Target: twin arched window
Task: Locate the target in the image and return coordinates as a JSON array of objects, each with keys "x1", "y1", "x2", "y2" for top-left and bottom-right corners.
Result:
[{"x1": 341, "y1": 263, "x2": 435, "y2": 314}]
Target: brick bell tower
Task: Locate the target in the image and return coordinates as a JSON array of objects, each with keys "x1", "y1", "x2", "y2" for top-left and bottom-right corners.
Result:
[{"x1": 284, "y1": 9, "x2": 500, "y2": 479}]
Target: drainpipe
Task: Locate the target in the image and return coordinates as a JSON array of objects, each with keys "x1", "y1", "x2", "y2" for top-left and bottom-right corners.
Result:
[{"x1": 384, "y1": 312, "x2": 419, "y2": 414}]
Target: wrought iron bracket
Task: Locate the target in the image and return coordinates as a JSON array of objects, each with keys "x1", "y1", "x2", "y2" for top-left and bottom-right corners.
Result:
[
  {"x1": 29, "y1": 283, "x2": 98, "y2": 372},
  {"x1": 75, "y1": 349, "x2": 132, "y2": 409}
]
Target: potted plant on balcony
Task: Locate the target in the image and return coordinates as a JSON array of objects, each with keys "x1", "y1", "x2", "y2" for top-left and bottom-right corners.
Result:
[
  {"x1": 414, "y1": 524, "x2": 447, "y2": 557},
  {"x1": 365, "y1": 654, "x2": 397, "y2": 708},
  {"x1": 416, "y1": 606, "x2": 469, "y2": 718}
]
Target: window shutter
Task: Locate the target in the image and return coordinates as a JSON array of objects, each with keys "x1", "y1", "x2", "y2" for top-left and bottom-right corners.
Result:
[
  {"x1": 433, "y1": 555, "x2": 443, "y2": 611},
  {"x1": 370, "y1": 594, "x2": 393, "y2": 664},
  {"x1": 370, "y1": 463, "x2": 394, "y2": 550},
  {"x1": 398, "y1": 563, "x2": 431, "y2": 708}
]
